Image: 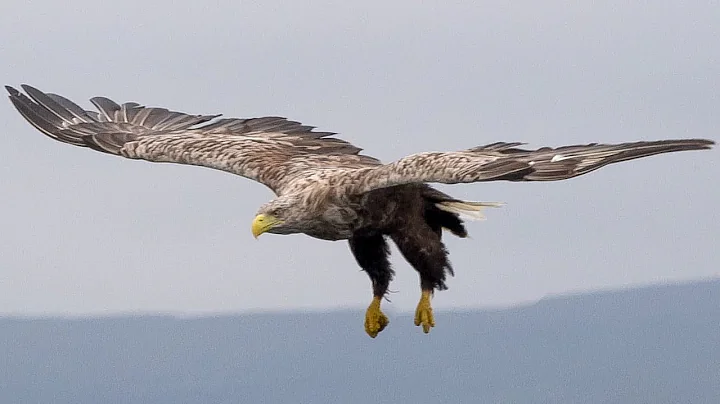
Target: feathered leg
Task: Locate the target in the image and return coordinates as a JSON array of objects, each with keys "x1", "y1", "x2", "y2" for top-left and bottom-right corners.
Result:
[
  {"x1": 349, "y1": 233, "x2": 394, "y2": 338},
  {"x1": 391, "y1": 225, "x2": 453, "y2": 334}
]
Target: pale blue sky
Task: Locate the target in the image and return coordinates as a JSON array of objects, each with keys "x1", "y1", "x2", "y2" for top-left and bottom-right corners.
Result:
[{"x1": 1, "y1": 0, "x2": 718, "y2": 315}]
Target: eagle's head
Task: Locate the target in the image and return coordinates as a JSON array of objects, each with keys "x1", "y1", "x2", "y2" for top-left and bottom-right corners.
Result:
[{"x1": 251, "y1": 197, "x2": 303, "y2": 238}]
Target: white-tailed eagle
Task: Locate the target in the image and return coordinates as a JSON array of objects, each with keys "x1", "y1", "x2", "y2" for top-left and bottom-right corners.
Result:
[{"x1": 6, "y1": 84, "x2": 714, "y2": 337}]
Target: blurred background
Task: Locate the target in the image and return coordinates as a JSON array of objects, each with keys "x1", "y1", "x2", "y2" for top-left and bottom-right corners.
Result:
[{"x1": 0, "y1": 0, "x2": 717, "y2": 316}]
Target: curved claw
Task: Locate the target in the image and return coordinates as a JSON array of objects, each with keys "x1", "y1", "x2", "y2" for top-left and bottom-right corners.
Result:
[
  {"x1": 365, "y1": 297, "x2": 389, "y2": 338},
  {"x1": 414, "y1": 290, "x2": 435, "y2": 333}
]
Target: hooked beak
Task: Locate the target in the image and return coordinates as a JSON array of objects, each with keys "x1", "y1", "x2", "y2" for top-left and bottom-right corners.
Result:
[{"x1": 251, "y1": 214, "x2": 283, "y2": 238}]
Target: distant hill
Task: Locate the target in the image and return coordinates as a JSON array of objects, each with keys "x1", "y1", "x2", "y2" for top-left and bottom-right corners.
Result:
[{"x1": 2, "y1": 280, "x2": 719, "y2": 404}]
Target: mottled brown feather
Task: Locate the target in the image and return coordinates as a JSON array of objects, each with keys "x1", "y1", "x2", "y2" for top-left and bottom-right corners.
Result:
[
  {"x1": 8, "y1": 85, "x2": 714, "y2": 198},
  {"x1": 6, "y1": 84, "x2": 379, "y2": 195},
  {"x1": 344, "y1": 139, "x2": 714, "y2": 194}
]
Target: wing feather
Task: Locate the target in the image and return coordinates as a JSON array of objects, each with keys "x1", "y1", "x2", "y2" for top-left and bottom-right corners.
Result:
[
  {"x1": 6, "y1": 84, "x2": 379, "y2": 194},
  {"x1": 8, "y1": 84, "x2": 713, "y2": 198},
  {"x1": 345, "y1": 139, "x2": 714, "y2": 194}
]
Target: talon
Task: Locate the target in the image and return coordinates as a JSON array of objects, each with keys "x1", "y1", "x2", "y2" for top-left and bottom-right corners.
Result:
[
  {"x1": 364, "y1": 296, "x2": 389, "y2": 338},
  {"x1": 414, "y1": 290, "x2": 435, "y2": 334}
]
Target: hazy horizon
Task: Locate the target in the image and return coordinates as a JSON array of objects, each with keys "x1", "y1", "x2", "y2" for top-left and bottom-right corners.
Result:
[{"x1": 2, "y1": 280, "x2": 719, "y2": 403}]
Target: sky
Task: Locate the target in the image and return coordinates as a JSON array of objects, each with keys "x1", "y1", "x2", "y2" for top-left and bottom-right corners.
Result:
[{"x1": 0, "y1": 1, "x2": 718, "y2": 316}]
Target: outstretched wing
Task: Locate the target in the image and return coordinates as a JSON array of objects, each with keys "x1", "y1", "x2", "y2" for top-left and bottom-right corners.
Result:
[
  {"x1": 6, "y1": 84, "x2": 380, "y2": 195},
  {"x1": 345, "y1": 139, "x2": 714, "y2": 194}
]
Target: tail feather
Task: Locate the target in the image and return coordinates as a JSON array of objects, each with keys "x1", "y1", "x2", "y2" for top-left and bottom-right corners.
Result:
[{"x1": 435, "y1": 200, "x2": 504, "y2": 221}]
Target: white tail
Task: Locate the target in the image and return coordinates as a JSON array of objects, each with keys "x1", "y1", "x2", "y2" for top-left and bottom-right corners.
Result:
[{"x1": 435, "y1": 200, "x2": 504, "y2": 220}]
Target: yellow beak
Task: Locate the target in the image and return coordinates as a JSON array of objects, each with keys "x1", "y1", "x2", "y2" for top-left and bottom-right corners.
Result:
[{"x1": 251, "y1": 214, "x2": 282, "y2": 238}]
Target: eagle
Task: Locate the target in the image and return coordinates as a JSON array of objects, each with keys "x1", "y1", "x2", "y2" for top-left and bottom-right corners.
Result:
[{"x1": 6, "y1": 84, "x2": 714, "y2": 338}]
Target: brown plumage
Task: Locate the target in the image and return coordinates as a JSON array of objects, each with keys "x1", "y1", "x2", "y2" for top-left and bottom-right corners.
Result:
[{"x1": 6, "y1": 84, "x2": 714, "y2": 337}]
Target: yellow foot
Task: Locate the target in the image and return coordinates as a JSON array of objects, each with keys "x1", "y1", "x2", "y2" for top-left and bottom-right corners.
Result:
[
  {"x1": 414, "y1": 290, "x2": 435, "y2": 333},
  {"x1": 364, "y1": 296, "x2": 389, "y2": 338}
]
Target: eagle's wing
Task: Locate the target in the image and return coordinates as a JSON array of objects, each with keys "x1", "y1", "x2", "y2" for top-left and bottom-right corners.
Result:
[
  {"x1": 344, "y1": 140, "x2": 714, "y2": 194},
  {"x1": 6, "y1": 85, "x2": 380, "y2": 195}
]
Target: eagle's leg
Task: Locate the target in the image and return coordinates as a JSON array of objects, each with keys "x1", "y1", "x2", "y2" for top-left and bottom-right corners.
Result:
[
  {"x1": 348, "y1": 233, "x2": 394, "y2": 338},
  {"x1": 391, "y1": 226, "x2": 451, "y2": 334},
  {"x1": 365, "y1": 296, "x2": 389, "y2": 338},
  {"x1": 414, "y1": 289, "x2": 435, "y2": 333}
]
